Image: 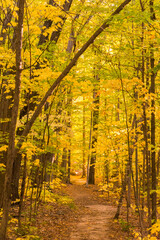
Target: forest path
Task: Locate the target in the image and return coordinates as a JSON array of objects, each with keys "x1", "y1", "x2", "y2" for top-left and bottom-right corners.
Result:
[{"x1": 65, "y1": 175, "x2": 119, "y2": 240}]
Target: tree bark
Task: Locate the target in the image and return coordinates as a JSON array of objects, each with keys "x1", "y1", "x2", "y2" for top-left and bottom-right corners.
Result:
[
  {"x1": 0, "y1": 0, "x2": 25, "y2": 238},
  {"x1": 38, "y1": 0, "x2": 73, "y2": 45},
  {"x1": 89, "y1": 73, "x2": 100, "y2": 184},
  {"x1": 0, "y1": 7, "x2": 12, "y2": 45},
  {"x1": 61, "y1": 148, "x2": 67, "y2": 182},
  {"x1": 86, "y1": 111, "x2": 92, "y2": 186},
  {"x1": 150, "y1": 0, "x2": 156, "y2": 223},
  {"x1": 82, "y1": 99, "x2": 86, "y2": 178}
]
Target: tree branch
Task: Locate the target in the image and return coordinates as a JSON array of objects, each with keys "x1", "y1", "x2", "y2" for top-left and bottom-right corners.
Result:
[{"x1": 17, "y1": 0, "x2": 131, "y2": 150}]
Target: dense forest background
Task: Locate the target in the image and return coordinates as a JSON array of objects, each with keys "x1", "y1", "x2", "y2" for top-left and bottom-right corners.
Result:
[{"x1": 0, "y1": 0, "x2": 160, "y2": 239}]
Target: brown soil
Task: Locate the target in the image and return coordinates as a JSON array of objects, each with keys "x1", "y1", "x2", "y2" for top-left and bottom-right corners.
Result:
[{"x1": 64, "y1": 176, "x2": 130, "y2": 240}]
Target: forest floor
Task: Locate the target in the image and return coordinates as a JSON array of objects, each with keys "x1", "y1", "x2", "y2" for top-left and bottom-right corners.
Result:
[
  {"x1": 8, "y1": 175, "x2": 136, "y2": 240},
  {"x1": 36, "y1": 175, "x2": 132, "y2": 240},
  {"x1": 65, "y1": 176, "x2": 128, "y2": 240}
]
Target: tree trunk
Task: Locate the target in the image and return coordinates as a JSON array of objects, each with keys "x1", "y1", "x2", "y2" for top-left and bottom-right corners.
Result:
[
  {"x1": 67, "y1": 149, "x2": 71, "y2": 184},
  {"x1": 150, "y1": 0, "x2": 156, "y2": 223},
  {"x1": 38, "y1": 0, "x2": 73, "y2": 45},
  {"x1": 89, "y1": 74, "x2": 100, "y2": 184},
  {"x1": 67, "y1": 87, "x2": 72, "y2": 184},
  {"x1": 0, "y1": 78, "x2": 14, "y2": 206},
  {"x1": 86, "y1": 111, "x2": 92, "y2": 186},
  {"x1": 11, "y1": 153, "x2": 22, "y2": 200},
  {"x1": 61, "y1": 148, "x2": 67, "y2": 182},
  {"x1": 0, "y1": 0, "x2": 24, "y2": 238},
  {"x1": 82, "y1": 99, "x2": 86, "y2": 178}
]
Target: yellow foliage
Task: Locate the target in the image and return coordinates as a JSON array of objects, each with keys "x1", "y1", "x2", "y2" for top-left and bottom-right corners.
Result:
[
  {"x1": 8, "y1": 218, "x2": 18, "y2": 224},
  {"x1": 0, "y1": 209, "x2": 3, "y2": 218},
  {"x1": 150, "y1": 219, "x2": 160, "y2": 236},
  {"x1": 34, "y1": 159, "x2": 40, "y2": 167},
  {"x1": 21, "y1": 142, "x2": 38, "y2": 160},
  {"x1": 0, "y1": 145, "x2": 8, "y2": 152},
  {"x1": 50, "y1": 178, "x2": 66, "y2": 190},
  {"x1": 0, "y1": 164, "x2": 6, "y2": 171}
]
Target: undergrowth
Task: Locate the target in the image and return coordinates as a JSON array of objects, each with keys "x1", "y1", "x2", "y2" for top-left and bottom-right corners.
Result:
[{"x1": 8, "y1": 178, "x2": 75, "y2": 240}]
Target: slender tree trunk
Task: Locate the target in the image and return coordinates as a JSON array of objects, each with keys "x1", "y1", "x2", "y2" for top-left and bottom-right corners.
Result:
[
  {"x1": 67, "y1": 149, "x2": 71, "y2": 184},
  {"x1": 0, "y1": 74, "x2": 14, "y2": 207},
  {"x1": 18, "y1": 155, "x2": 27, "y2": 227},
  {"x1": 104, "y1": 97, "x2": 109, "y2": 184},
  {"x1": 61, "y1": 148, "x2": 67, "y2": 182},
  {"x1": 82, "y1": 98, "x2": 86, "y2": 177},
  {"x1": 143, "y1": 102, "x2": 151, "y2": 225},
  {"x1": 149, "y1": 0, "x2": 156, "y2": 223},
  {"x1": 86, "y1": 111, "x2": 92, "y2": 186},
  {"x1": 0, "y1": 7, "x2": 12, "y2": 45},
  {"x1": 89, "y1": 73, "x2": 100, "y2": 184},
  {"x1": 114, "y1": 176, "x2": 127, "y2": 219},
  {"x1": 67, "y1": 87, "x2": 72, "y2": 184},
  {"x1": 135, "y1": 114, "x2": 139, "y2": 208},
  {"x1": 141, "y1": 22, "x2": 151, "y2": 225},
  {"x1": 0, "y1": 0, "x2": 25, "y2": 238},
  {"x1": 119, "y1": 64, "x2": 132, "y2": 218},
  {"x1": 11, "y1": 153, "x2": 22, "y2": 200}
]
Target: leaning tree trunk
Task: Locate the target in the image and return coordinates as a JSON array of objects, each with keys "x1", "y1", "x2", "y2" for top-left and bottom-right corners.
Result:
[
  {"x1": 15, "y1": 0, "x2": 132, "y2": 152},
  {"x1": 0, "y1": 0, "x2": 25, "y2": 238}
]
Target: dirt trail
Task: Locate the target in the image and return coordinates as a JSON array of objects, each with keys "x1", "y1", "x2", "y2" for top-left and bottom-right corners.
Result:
[{"x1": 65, "y1": 176, "x2": 118, "y2": 240}]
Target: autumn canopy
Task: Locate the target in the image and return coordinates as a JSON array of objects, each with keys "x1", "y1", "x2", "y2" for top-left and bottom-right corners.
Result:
[{"x1": 0, "y1": 0, "x2": 160, "y2": 239}]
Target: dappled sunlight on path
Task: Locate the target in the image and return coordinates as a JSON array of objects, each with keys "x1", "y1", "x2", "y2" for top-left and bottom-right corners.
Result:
[{"x1": 70, "y1": 175, "x2": 87, "y2": 185}]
